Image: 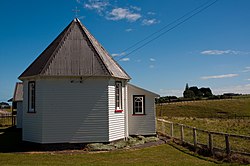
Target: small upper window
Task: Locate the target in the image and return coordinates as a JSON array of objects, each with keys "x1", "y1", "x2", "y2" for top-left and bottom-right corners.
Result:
[
  {"x1": 28, "y1": 81, "x2": 35, "y2": 113},
  {"x1": 115, "y1": 82, "x2": 122, "y2": 110},
  {"x1": 133, "y1": 95, "x2": 145, "y2": 115}
]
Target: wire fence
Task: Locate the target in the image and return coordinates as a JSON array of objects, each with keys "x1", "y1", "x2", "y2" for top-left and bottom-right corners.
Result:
[
  {"x1": 157, "y1": 118, "x2": 250, "y2": 156},
  {"x1": 0, "y1": 114, "x2": 15, "y2": 127}
]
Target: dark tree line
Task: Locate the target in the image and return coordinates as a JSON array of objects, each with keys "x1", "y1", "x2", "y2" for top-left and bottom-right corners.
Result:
[{"x1": 183, "y1": 83, "x2": 213, "y2": 98}]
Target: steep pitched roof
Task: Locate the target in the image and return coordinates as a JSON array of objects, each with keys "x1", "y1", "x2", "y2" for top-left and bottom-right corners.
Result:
[
  {"x1": 13, "y1": 82, "x2": 23, "y2": 102},
  {"x1": 128, "y1": 83, "x2": 160, "y2": 97},
  {"x1": 19, "y1": 18, "x2": 130, "y2": 80}
]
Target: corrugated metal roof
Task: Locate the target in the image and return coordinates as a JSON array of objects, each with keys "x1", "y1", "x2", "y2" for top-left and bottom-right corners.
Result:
[
  {"x1": 19, "y1": 18, "x2": 130, "y2": 80},
  {"x1": 13, "y1": 82, "x2": 23, "y2": 102}
]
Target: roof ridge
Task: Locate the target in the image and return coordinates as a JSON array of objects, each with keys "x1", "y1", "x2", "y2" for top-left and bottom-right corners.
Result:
[
  {"x1": 18, "y1": 20, "x2": 75, "y2": 79},
  {"x1": 76, "y1": 19, "x2": 131, "y2": 79},
  {"x1": 76, "y1": 19, "x2": 112, "y2": 76},
  {"x1": 19, "y1": 19, "x2": 130, "y2": 80}
]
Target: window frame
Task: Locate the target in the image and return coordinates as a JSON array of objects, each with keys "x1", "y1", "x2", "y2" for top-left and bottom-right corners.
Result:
[
  {"x1": 28, "y1": 81, "x2": 36, "y2": 113},
  {"x1": 115, "y1": 81, "x2": 123, "y2": 111},
  {"x1": 133, "y1": 95, "x2": 145, "y2": 115}
]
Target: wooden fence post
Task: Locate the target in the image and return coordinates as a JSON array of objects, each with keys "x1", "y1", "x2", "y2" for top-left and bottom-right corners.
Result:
[
  {"x1": 193, "y1": 127, "x2": 197, "y2": 151},
  {"x1": 161, "y1": 121, "x2": 165, "y2": 135},
  {"x1": 208, "y1": 132, "x2": 213, "y2": 154},
  {"x1": 180, "y1": 125, "x2": 184, "y2": 143},
  {"x1": 225, "y1": 134, "x2": 231, "y2": 155},
  {"x1": 170, "y1": 123, "x2": 174, "y2": 137}
]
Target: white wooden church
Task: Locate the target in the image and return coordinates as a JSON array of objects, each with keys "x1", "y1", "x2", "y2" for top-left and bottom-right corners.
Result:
[{"x1": 17, "y1": 18, "x2": 159, "y2": 144}]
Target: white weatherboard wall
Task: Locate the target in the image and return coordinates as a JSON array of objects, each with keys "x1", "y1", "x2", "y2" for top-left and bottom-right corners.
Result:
[
  {"x1": 108, "y1": 79, "x2": 126, "y2": 141},
  {"x1": 16, "y1": 102, "x2": 23, "y2": 128},
  {"x1": 23, "y1": 77, "x2": 112, "y2": 143},
  {"x1": 22, "y1": 80, "x2": 43, "y2": 143},
  {"x1": 127, "y1": 84, "x2": 158, "y2": 135}
]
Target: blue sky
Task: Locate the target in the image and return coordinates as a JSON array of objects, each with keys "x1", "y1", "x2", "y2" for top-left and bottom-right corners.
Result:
[{"x1": 1, "y1": 0, "x2": 250, "y2": 101}]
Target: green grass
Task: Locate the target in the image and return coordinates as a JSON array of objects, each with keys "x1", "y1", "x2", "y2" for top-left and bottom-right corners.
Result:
[
  {"x1": 157, "y1": 117, "x2": 250, "y2": 154},
  {"x1": 156, "y1": 98, "x2": 250, "y2": 155},
  {"x1": 156, "y1": 98, "x2": 250, "y2": 118},
  {"x1": 0, "y1": 144, "x2": 226, "y2": 166},
  {"x1": 0, "y1": 127, "x2": 229, "y2": 166},
  {"x1": 163, "y1": 117, "x2": 250, "y2": 136}
]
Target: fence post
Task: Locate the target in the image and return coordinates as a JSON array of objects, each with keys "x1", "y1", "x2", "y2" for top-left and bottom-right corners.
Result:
[
  {"x1": 161, "y1": 121, "x2": 165, "y2": 135},
  {"x1": 170, "y1": 123, "x2": 174, "y2": 137},
  {"x1": 225, "y1": 134, "x2": 231, "y2": 155},
  {"x1": 193, "y1": 127, "x2": 197, "y2": 151},
  {"x1": 208, "y1": 132, "x2": 213, "y2": 154},
  {"x1": 180, "y1": 125, "x2": 184, "y2": 143}
]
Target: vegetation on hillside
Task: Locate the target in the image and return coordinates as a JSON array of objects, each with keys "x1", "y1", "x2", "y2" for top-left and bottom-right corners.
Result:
[
  {"x1": 183, "y1": 83, "x2": 213, "y2": 99},
  {"x1": 156, "y1": 98, "x2": 250, "y2": 118},
  {"x1": 156, "y1": 97, "x2": 250, "y2": 158}
]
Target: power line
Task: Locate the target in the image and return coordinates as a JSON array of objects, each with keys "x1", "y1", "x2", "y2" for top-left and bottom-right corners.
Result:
[
  {"x1": 120, "y1": 0, "x2": 213, "y2": 54},
  {"x1": 117, "y1": 0, "x2": 218, "y2": 61},
  {"x1": 81, "y1": 0, "x2": 218, "y2": 82}
]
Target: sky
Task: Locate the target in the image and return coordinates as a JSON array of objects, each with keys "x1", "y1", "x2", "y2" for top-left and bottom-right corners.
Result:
[{"x1": 1, "y1": 0, "x2": 250, "y2": 101}]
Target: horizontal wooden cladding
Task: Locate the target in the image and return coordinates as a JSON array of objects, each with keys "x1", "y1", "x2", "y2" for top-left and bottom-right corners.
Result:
[
  {"x1": 127, "y1": 84, "x2": 157, "y2": 135},
  {"x1": 108, "y1": 82, "x2": 125, "y2": 142},
  {"x1": 22, "y1": 80, "x2": 43, "y2": 143},
  {"x1": 22, "y1": 78, "x2": 111, "y2": 143}
]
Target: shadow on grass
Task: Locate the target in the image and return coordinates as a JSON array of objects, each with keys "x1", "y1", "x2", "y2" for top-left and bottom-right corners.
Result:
[
  {"x1": 0, "y1": 127, "x2": 24, "y2": 152},
  {"x1": 0, "y1": 127, "x2": 86, "y2": 153}
]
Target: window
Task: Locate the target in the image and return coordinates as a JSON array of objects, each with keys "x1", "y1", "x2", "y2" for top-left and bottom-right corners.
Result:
[
  {"x1": 133, "y1": 95, "x2": 145, "y2": 115},
  {"x1": 28, "y1": 81, "x2": 36, "y2": 113},
  {"x1": 115, "y1": 82, "x2": 122, "y2": 110}
]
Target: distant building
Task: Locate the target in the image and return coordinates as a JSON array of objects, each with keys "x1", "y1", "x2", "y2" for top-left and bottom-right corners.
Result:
[
  {"x1": 17, "y1": 18, "x2": 159, "y2": 144},
  {"x1": 11, "y1": 82, "x2": 23, "y2": 128}
]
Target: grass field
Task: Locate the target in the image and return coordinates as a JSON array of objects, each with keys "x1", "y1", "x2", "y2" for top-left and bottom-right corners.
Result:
[
  {"x1": 0, "y1": 144, "x2": 226, "y2": 166},
  {"x1": 0, "y1": 127, "x2": 231, "y2": 166},
  {"x1": 156, "y1": 98, "x2": 250, "y2": 135},
  {"x1": 156, "y1": 98, "x2": 250, "y2": 118},
  {"x1": 0, "y1": 98, "x2": 249, "y2": 165},
  {"x1": 156, "y1": 97, "x2": 250, "y2": 156}
]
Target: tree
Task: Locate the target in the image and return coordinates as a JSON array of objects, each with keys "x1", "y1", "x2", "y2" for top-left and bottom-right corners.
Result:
[
  {"x1": 189, "y1": 86, "x2": 202, "y2": 97},
  {"x1": 183, "y1": 89, "x2": 195, "y2": 98},
  {"x1": 200, "y1": 87, "x2": 213, "y2": 97},
  {"x1": 183, "y1": 84, "x2": 213, "y2": 98}
]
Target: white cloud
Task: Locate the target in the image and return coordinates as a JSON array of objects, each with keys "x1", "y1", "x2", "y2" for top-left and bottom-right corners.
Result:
[
  {"x1": 142, "y1": 19, "x2": 159, "y2": 26},
  {"x1": 201, "y1": 49, "x2": 250, "y2": 55},
  {"x1": 147, "y1": 11, "x2": 156, "y2": 15},
  {"x1": 111, "y1": 52, "x2": 126, "y2": 57},
  {"x1": 213, "y1": 84, "x2": 250, "y2": 95},
  {"x1": 125, "y1": 28, "x2": 133, "y2": 32},
  {"x1": 246, "y1": 78, "x2": 250, "y2": 81},
  {"x1": 201, "y1": 74, "x2": 239, "y2": 80},
  {"x1": 82, "y1": 1, "x2": 161, "y2": 25},
  {"x1": 149, "y1": 58, "x2": 156, "y2": 61},
  {"x1": 111, "y1": 53, "x2": 119, "y2": 57},
  {"x1": 106, "y1": 8, "x2": 141, "y2": 22},
  {"x1": 119, "y1": 57, "x2": 130, "y2": 61},
  {"x1": 242, "y1": 67, "x2": 250, "y2": 73},
  {"x1": 130, "y1": 6, "x2": 141, "y2": 11},
  {"x1": 84, "y1": 0, "x2": 109, "y2": 13}
]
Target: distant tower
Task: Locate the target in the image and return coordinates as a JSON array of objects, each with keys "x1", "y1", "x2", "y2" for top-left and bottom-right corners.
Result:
[{"x1": 185, "y1": 83, "x2": 189, "y2": 91}]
